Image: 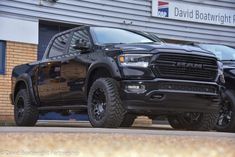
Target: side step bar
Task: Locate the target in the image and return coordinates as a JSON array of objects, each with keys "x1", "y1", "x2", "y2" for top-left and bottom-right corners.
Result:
[{"x1": 38, "y1": 105, "x2": 87, "y2": 111}]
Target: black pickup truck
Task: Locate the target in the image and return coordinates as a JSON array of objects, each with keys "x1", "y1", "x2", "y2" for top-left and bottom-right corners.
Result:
[{"x1": 11, "y1": 26, "x2": 223, "y2": 130}]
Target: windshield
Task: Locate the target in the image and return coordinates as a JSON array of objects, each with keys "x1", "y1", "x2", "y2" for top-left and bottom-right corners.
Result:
[
  {"x1": 91, "y1": 27, "x2": 156, "y2": 44},
  {"x1": 198, "y1": 44, "x2": 235, "y2": 61}
]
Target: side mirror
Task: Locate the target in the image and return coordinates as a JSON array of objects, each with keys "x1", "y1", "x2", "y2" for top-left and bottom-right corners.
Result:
[{"x1": 72, "y1": 39, "x2": 90, "y2": 52}]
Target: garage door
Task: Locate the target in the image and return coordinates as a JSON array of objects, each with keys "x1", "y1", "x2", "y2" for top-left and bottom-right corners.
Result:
[{"x1": 38, "y1": 21, "x2": 77, "y2": 60}]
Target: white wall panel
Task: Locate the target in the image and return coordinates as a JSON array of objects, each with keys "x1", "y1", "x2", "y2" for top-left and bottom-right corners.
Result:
[
  {"x1": 0, "y1": 16, "x2": 38, "y2": 44},
  {"x1": 0, "y1": 0, "x2": 234, "y2": 46}
]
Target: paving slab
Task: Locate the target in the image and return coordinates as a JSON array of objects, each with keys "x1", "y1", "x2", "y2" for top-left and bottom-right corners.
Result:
[{"x1": 0, "y1": 122, "x2": 234, "y2": 157}]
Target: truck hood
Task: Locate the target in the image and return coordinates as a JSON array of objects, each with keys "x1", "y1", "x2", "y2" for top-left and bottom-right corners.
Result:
[
  {"x1": 111, "y1": 43, "x2": 216, "y2": 57},
  {"x1": 222, "y1": 61, "x2": 235, "y2": 69}
]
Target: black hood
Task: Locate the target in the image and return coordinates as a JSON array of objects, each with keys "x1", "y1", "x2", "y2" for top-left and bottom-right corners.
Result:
[
  {"x1": 110, "y1": 43, "x2": 216, "y2": 58},
  {"x1": 222, "y1": 61, "x2": 235, "y2": 69}
]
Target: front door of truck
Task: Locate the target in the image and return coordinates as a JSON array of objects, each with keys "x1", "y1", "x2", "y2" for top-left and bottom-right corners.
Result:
[
  {"x1": 60, "y1": 29, "x2": 90, "y2": 105},
  {"x1": 38, "y1": 32, "x2": 71, "y2": 106}
]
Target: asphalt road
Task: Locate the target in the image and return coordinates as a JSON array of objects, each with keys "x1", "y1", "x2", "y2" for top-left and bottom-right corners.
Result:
[{"x1": 0, "y1": 121, "x2": 235, "y2": 157}]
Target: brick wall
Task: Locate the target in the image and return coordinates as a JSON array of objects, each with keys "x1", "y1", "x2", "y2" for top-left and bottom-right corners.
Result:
[{"x1": 0, "y1": 41, "x2": 37, "y2": 122}]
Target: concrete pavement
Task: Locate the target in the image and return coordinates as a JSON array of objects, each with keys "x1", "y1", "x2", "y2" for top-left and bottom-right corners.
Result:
[{"x1": 0, "y1": 121, "x2": 235, "y2": 157}]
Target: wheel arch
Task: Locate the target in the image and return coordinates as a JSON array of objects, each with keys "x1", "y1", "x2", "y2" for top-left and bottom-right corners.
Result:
[
  {"x1": 85, "y1": 60, "x2": 122, "y2": 99},
  {"x1": 13, "y1": 74, "x2": 38, "y2": 106}
]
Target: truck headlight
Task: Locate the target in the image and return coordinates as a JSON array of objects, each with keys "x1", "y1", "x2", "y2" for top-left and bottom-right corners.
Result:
[{"x1": 118, "y1": 54, "x2": 152, "y2": 68}]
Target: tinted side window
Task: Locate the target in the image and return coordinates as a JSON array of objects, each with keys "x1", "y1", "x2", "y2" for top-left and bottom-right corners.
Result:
[
  {"x1": 69, "y1": 29, "x2": 90, "y2": 54},
  {"x1": 48, "y1": 33, "x2": 70, "y2": 58}
]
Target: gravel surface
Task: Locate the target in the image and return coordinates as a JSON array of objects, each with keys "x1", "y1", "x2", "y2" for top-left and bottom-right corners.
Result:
[{"x1": 0, "y1": 126, "x2": 235, "y2": 157}]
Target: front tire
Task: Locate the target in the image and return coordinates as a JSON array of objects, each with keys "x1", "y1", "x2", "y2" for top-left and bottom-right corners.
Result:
[
  {"x1": 14, "y1": 89, "x2": 39, "y2": 126},
  {"x1": 87, "y1": 78, "x2": 126, "y2": 128}
]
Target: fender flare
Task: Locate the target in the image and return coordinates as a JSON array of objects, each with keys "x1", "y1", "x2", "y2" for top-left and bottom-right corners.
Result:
[
  {"x1": 84, "y1": 58, "x2": 122, "y2": 97},
  {"x1": 13, "y1": 73, "x2": 38, "y2": 106}
]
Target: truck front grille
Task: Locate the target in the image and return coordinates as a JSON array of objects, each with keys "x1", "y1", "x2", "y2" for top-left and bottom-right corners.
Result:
[{"x1": 152, "y1": 53, "x2": 218, "y2": 81}]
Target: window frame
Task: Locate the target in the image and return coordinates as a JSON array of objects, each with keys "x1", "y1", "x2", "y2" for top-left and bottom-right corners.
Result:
[
  {"x1": 68, "y1": 28, "x2": 92, "y2": 54},
  {"x1": 0, "y1": 41, "x2": 6, "y2": 75},
  {"x1": 41, "y1": 26, "x2": 94, "y2": 61},
  {"x1": 46, "y1": 31, "x2": 72, "y2": 59}
]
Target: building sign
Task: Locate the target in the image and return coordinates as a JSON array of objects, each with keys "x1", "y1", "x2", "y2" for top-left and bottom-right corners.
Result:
[{"x1": 152, "y1": 0, "x2": 235, "y2": 27}]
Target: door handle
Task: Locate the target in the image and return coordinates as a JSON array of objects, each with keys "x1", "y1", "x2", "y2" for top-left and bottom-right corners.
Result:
[
  {"x1": 40, "y1": 64, "x2": 47, "y2": 68},
  {"x1": 61, "y1": 60, "x2": 69, "y2": 64},
  {"x1": 54, "y1": 76, "x2": 66, "y2": 82},
  {"x1": 55, "y1": 76, "x2": 61, "y2": 80}
]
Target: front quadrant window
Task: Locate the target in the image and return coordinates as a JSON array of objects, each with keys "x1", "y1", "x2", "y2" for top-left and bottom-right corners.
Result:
[
  {"x1": 69, "y1": 29, "x2": 91, "y2": 54},
  {"x1": 0, "y1": 41, "x2": 6, "y2": 74}
]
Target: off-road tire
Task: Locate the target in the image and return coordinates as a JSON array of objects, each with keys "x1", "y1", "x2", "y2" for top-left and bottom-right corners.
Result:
[
  {"x1": 184, "y1": 112, "x2": 218, "y2": 131},
  {"x1": 14, "y1": 89, "x2": 39, "y2": 126},
  {"x1": 120, "y1": 114, "x2": 136, "y2": 127},
  {"x1": 167, "y1": 115, "x2": 185, "y2": 130},
  {"x1": 87, "y1": 78, "x2": 126, "y2": 128},
  {"x1": 168, "y1": 112, "x2": 218, "y2": 131},
  {"x1": 215, "y1": 90, "x2": 235, "y2": 132}
]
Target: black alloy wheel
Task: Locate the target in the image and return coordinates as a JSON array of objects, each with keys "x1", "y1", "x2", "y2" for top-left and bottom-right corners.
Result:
[
  {"x1": 16, "y1": 97, "x2": 25, "y2": 120},
  {"x1": 87, "y1": 78, "x2": 126, "y2": 128},
  {"x1": 14, "y1": 89, "x2": 38, "y2": 126},
  {"x1": 91, "y1": 88, "x2": 107, "y2": 121}
]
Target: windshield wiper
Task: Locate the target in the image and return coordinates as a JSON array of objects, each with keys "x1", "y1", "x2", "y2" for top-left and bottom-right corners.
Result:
[{"x1": 103, "y1": 43, "x2": 125, "y2": 46}]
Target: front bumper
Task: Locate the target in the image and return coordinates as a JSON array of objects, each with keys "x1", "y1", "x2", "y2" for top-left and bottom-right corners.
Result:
[{"x1": 120, "y1": 78, "x2": 221, "y2": 114}]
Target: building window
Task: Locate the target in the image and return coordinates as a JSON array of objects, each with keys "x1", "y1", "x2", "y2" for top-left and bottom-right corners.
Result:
[{"x1": 0, "y1": 41, "x2": 6, "y2": 74}]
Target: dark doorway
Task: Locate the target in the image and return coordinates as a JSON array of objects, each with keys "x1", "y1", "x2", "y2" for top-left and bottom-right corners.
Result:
[{"x1": 38, "y1": 21, "x2": 78, "y2": 60}]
